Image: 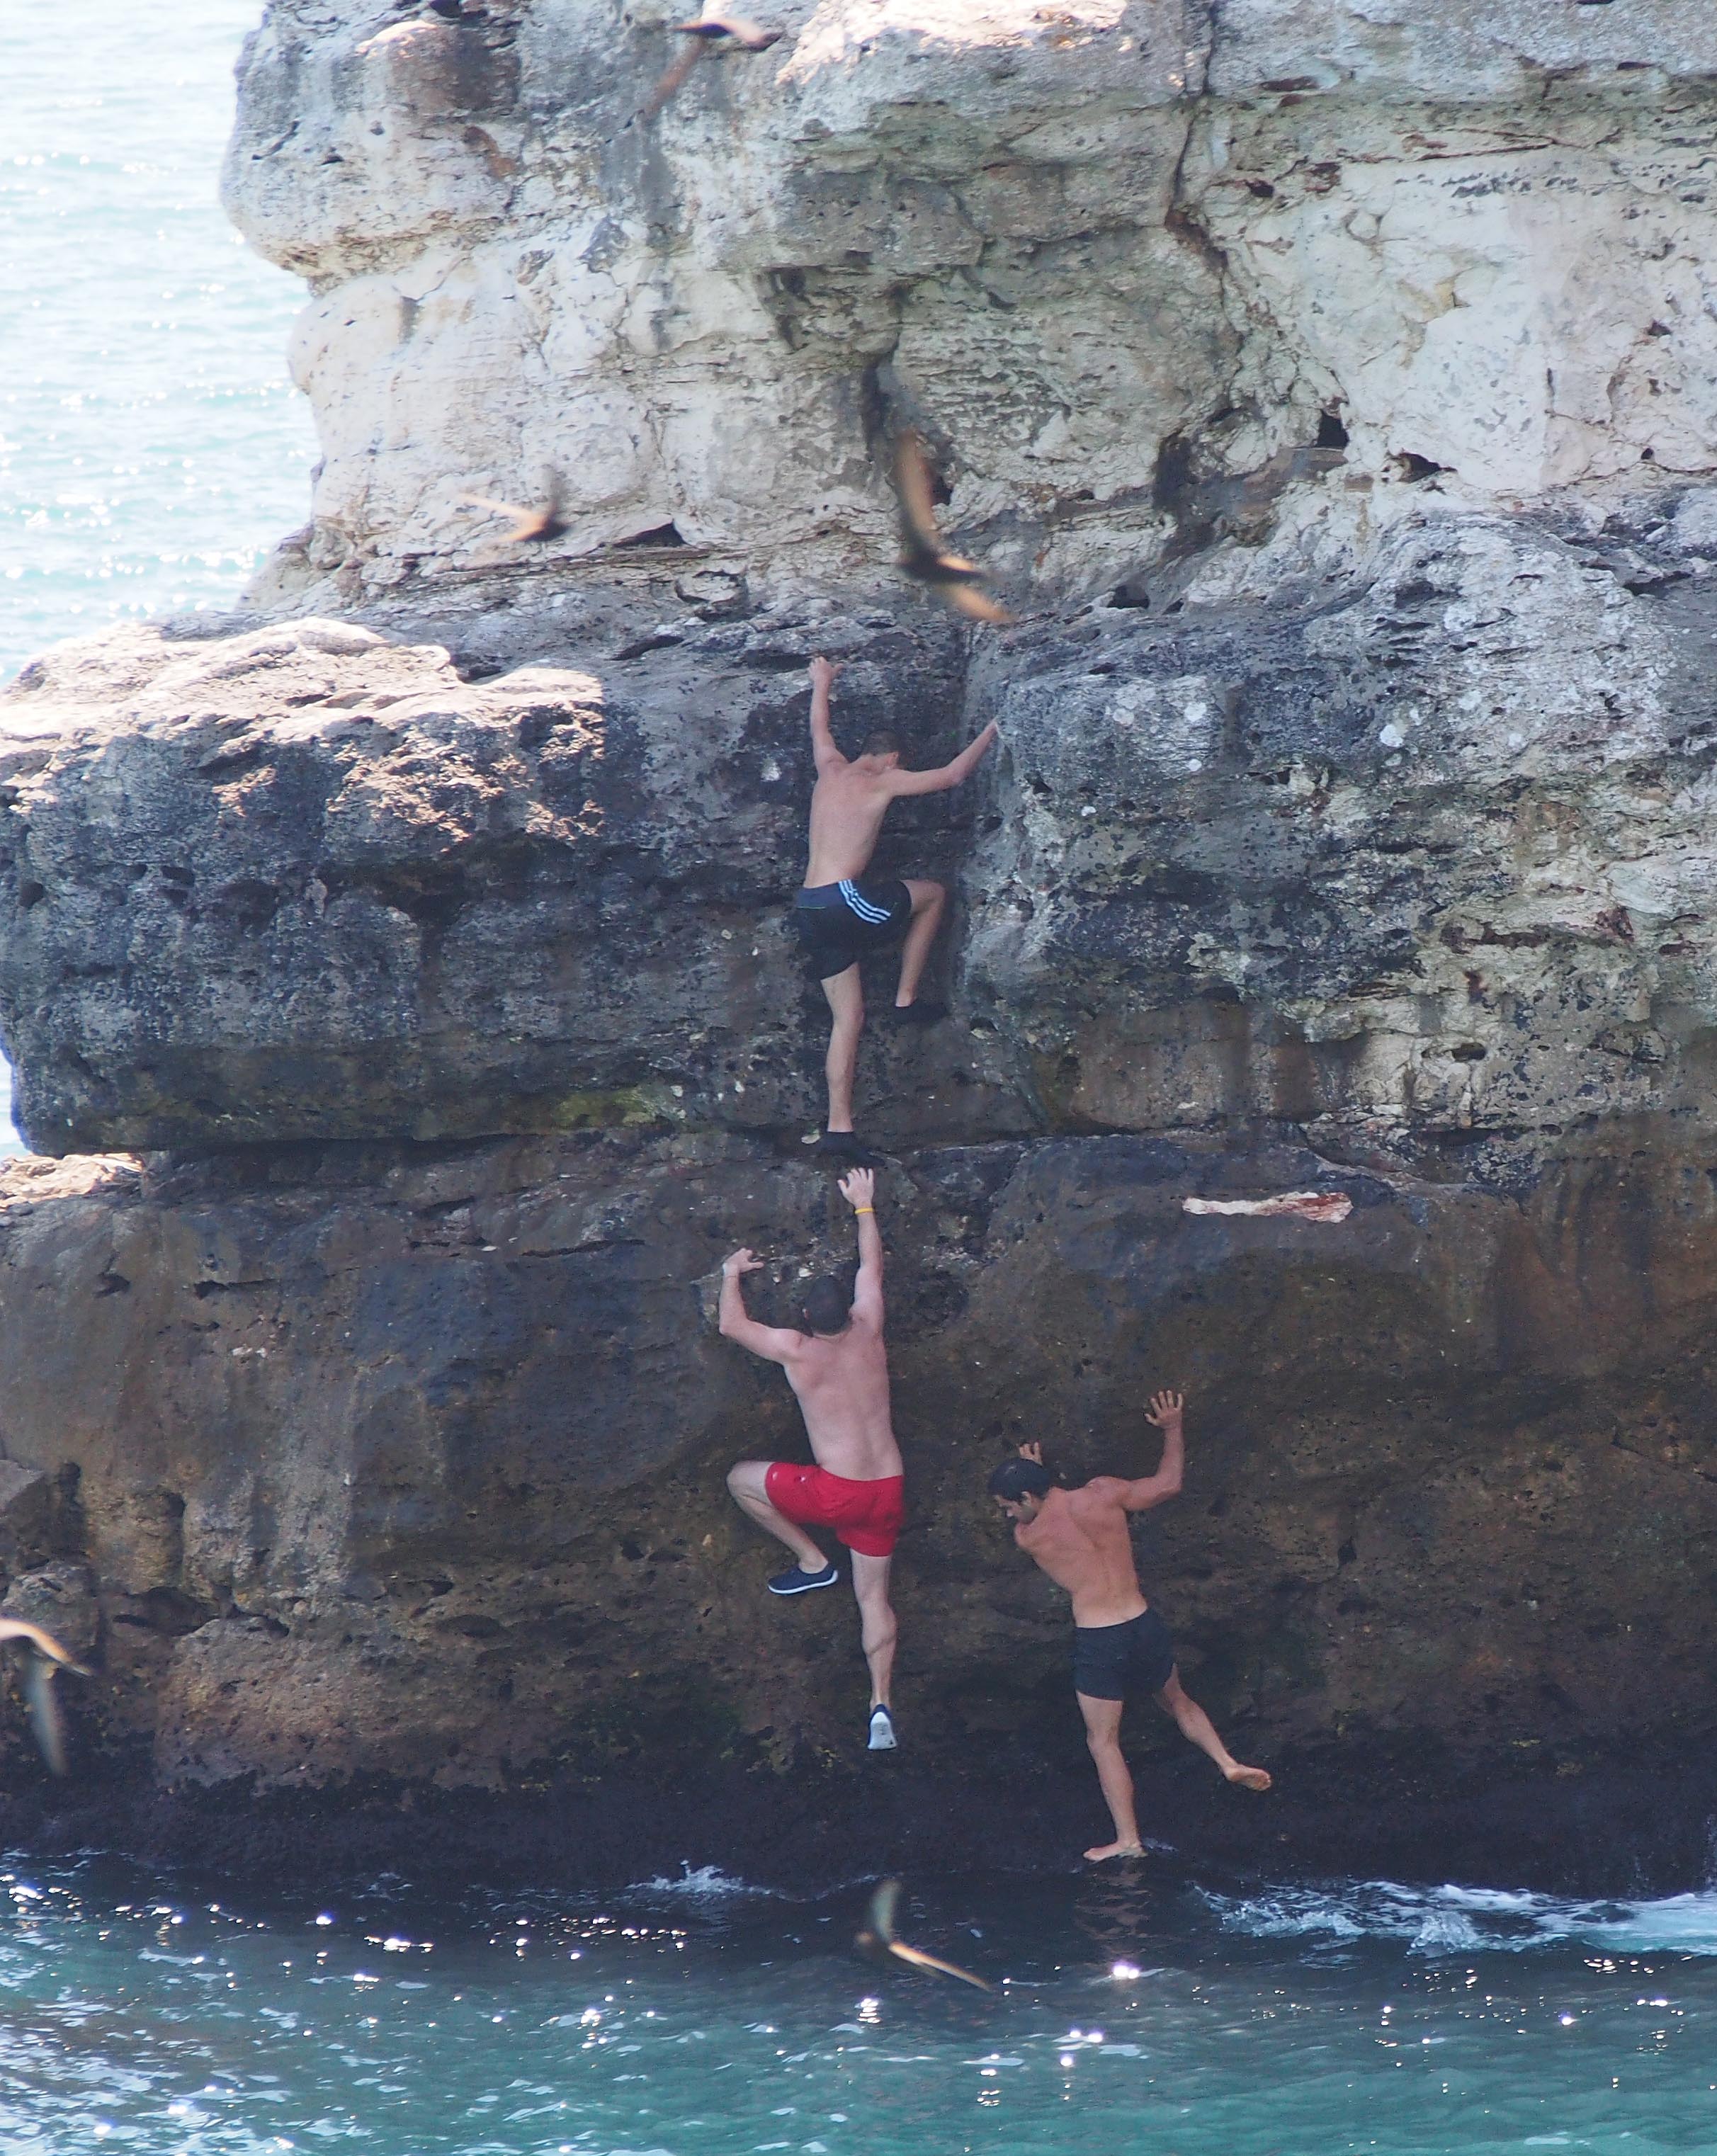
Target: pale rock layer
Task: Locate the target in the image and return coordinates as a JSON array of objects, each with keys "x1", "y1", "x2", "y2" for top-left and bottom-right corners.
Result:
[{"x1": 220, "y1": 0, "x2": 1717, "y2": 604}]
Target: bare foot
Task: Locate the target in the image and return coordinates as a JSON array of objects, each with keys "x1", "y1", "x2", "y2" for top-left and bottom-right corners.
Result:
[
  {"x1": 1084, "y1": 1839, "x2": 1146, "y2": 1862},
  {"x1": 1225, "y1": 1764, "x2": 1272, "y2": 1792}
]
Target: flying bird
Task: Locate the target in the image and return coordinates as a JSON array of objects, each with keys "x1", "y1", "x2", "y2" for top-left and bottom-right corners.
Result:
[
  {"x1": 640, "y1": 11, "x2": 783, "y2": 120},
  {"x1": 892, "y1": 430, "x2": 1013, "y2": 625},
  {"x1": 0, "y1": 1618, "x2": 91, "y2": 1778},
  {"x1": 672, "y1": 11, "x2": 783, "y2": 50},
  {"x1": 460, "y1": 478, "x2": 567, "y2": 548},
  {"x1": 856, "y1": 1878, "x2": 994, "y2": 1992}
]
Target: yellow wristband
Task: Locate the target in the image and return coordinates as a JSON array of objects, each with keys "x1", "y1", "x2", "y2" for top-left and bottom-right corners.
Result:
[{"x1": 854, "y1": 1206, "x2": 874, "y2": 1215}]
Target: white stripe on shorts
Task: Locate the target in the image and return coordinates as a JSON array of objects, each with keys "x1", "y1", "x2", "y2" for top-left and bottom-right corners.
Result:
[{"x1": 839, "y1": 878, "x2": 892, "y2": 924}]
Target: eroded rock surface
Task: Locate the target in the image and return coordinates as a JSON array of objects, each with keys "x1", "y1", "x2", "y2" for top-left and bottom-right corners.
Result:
[
  {"x1": 0, "y1": 609, "x2": 1019, "y2": 1152},
  {"x1": 2, "y1": 1, "x2": 1716, "y2": 1829},
  {"x1": 4, "y1": 1129, "x2": 1715, "y2": 1795},
  {"x1": 218, "y1": 0, "x2": 1717, "y2": 607},
  {"x1": 964, "y1": 498, "x2": 1717, "y2": 1186}
]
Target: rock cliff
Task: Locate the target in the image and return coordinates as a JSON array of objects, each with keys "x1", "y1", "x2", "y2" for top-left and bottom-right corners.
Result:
[{"x1": 1, "y1": 0, "x2": 1716, "y2": 1873}]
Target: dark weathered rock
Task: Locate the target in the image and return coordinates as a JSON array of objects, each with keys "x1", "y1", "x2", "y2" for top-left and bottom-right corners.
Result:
[
  {"x1": 0, "y1": 611, "x2": 1026, "y2": 1154},
  {"x1": 962, "y1": 503, "x2": 1717, "y2": 1187},
  {"x1": 1, "y1": 1125, "x2": 1714, "y2": 1801},
  {"x1": 2, "y1": 1565, "x2": 100, "y2": 1664}
]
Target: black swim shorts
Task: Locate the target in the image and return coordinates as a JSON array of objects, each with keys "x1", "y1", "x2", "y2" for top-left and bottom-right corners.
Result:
[
  {"x1": 793, "y1": 878, "x2": 913, "y2": 980},
  {"x1": 1072, "y1": 1609, "x2": 1177, "y2": 1702}
]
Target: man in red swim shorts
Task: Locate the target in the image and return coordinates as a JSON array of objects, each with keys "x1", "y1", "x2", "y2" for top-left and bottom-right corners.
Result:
[{"x1": 719, "y1": 1167, "x2": 904, "y2": 1752}]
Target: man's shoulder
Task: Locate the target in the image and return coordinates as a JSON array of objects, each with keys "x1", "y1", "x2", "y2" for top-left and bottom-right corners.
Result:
[{"x1": 1069, "y1": 1476, "x2": 1128, "y2": 1510}]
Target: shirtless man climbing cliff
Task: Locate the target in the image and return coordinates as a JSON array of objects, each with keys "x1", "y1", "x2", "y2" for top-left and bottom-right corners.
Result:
[
  {"x1": 793, "y1": 654, "x2": 998, "y2": 1167},
  {"x1": 720, "y1": 1167, "x2": 905, "y2": 1752},
  {"x1": 989, "y1": 1391, "x2": 1271, "y2": 1861}
]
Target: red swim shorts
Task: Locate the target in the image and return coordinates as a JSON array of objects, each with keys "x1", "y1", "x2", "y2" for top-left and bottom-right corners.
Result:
[{"x1": 764, "y1": 1463, "x2": 905, "y2": 1558}]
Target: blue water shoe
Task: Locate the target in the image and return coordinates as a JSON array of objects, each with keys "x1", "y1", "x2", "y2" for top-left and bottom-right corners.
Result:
[{"x1": 768, "y1": 1560, "x2": 839, "y2": 1596}]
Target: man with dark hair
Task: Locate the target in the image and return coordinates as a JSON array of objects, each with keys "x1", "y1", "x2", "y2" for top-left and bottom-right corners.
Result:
[
  {"x1": 793, "y1": 654, "x2": 999, "y2": 1166},
  {"x1": 719, "y1": 1168, "x2": 905, "y2": 1750},
  {"x1": 989, "y1": 1391, "x2": 1271, "y2": 1859}
]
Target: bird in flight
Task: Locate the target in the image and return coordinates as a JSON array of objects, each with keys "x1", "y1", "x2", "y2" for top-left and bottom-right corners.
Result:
[
  {"x1": 0, "y1": 1618, "x2": 91, "y2": 1777},
  {"x1": 460, "y1": 477, "x2": 567, "y2": 550},
  {"x1": 640, "y1": 11, "x2": 783, "y2": 119},
  {"x1": 672, "y1": 10, "x2": 783, "y2": 50},
  {"x1": 892, "y1": 431, "x2": 1013, "y2": 625},
  {"x1": 856, "y1": 1878, "x2": 994, "y2": 1992}
]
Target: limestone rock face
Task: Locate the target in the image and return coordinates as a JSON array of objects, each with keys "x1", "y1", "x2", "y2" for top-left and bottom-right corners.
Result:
[
  {"x1": 0, "y1": 610, "x2": 1021, "y2": 1153},
  {"x1": 963, "y1": 499, "x2": 1717, "y2": 1186},
  {"x1": 1, "y1": 1, "x2": 1716, "y2": 1810},
  {"x1": 217, "y1": 0, "x2": 1717, "y2": 606},
  {"x1": 3, "y1": 1132, "x2": 1716, "y2": 1793}
]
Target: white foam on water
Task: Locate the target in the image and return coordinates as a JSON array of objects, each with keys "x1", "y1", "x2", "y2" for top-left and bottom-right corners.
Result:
[
  {"x1": 1544, "y1": 1890, "x2": 1717, "y2": 1955},
  {"x1": 625, "y1": 1863, "x2": 778, "y2": 1900},
  {"x1": 1204, "y1": 1879, "x2": 1717, "y2": 1958}
]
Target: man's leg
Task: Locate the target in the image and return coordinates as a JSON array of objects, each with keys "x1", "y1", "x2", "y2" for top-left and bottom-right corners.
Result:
[
  {"x1": 726, "y1": 1460, "x2": 827, "y2": 1575},
  {"x1": 1153, "y1": 1669, "x2": 1273, "y2": 1791},
  {"x1": 1076, "y1": 1691, "x2": 1145, "y2": 1860},
  {"x1": 894, "y1": 879, "x2": 946, "y2": 1009},
  {"x1": 850, "y1": 1553, "x2": 897, "y2": 1710},
  {"x1": 820, "y1": 964, "x2": 863, "y2": 1133}
]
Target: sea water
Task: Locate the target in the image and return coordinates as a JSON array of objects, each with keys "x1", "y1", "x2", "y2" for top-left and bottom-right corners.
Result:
[
  {"x1": 6, "y1": 1856, "x2": 1717, "y2": 2154},
  {"x1": 0, "y1": 0, "x2": 314, "y2": 681},
  {"x1": 1, "y1": 0, "x2": 314, "y2": 1152}
]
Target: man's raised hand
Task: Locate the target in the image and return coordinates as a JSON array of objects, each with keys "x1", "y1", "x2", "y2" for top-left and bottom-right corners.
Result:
[
  {"x1": 808, "y1": 654, "x2": 842, "y2": 694},
  {"x1": 1145, "y1": 1389, "x2": 1184, "y2": 1427},
  {"x1": 1017, "y1": 1440, "x2": 1045, "y2": 1464},
  {"x1": 839, "y1": 1167, "x2": 876, "y2": 1213},
  {"x1": 722, "y1": 1247, "x2": 766, "y2": 1278}
]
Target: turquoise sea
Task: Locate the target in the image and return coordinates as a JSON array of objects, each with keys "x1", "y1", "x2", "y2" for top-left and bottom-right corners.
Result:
[
  {"x1": 8, "y1": 1857, "x2": 1717, "y2": 2154},
  {"x1": 6, "y1": 8, "x2": 1717, "y2": 2153},
  {"x1": 1, "y1": 0, "x2": 315, "y2": 1152}
]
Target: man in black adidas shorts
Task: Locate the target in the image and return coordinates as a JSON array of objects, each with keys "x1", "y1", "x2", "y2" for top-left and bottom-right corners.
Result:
[
  {"x1": 793, "y1": 655, "x2": 998, "y2": 1164},
  {"x1": 989, "y1": 1390, "x2": 1272, "y2": 1861}
]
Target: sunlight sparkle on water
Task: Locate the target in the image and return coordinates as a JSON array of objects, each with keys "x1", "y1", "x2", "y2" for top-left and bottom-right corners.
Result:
[{"x1": 13, "y1": 1856, "x2": 1717, "y2": 2155}]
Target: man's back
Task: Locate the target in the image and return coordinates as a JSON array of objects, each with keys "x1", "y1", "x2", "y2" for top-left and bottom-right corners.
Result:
[
  {"x1": 804, "y1": 763, "x2": 895, "y2": 887},
  {"x1": 783, "y1": 1318, "x2": 902, "y2": 1482},
  {"x1": 1016, "y1": 1482, "x2": 1150, "y2": 1628}
]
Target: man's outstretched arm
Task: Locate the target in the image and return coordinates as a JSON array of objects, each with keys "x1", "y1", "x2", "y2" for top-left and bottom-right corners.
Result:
[
  {"x1": 841, "y1": 1167, "x2": 884, "y2": 1327},
  {"x1": 808, "y1": 654, "x2": 846, "y2": 776},
  {"x1": 1113, "y1": 1389, "x2": 1186, "y2": 1511},
  {"x1": 717, "y1": 1248, "x2": 803, "y2": 1363},
  {"x1": 887, "y1": 720, "x2": 999, "y2": 797}
]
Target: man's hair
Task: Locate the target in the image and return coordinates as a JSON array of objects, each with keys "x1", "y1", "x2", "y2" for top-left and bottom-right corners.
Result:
[
  {"x1": 987, "y1": 1458, "x2": 1054, "y2": 1502},
  {"x1": 858, "y1": 729, "x2": 900, "y2": 759},
  {"x1": 800, "y1": 1276, "x2": 851, "y2": 1336}
]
